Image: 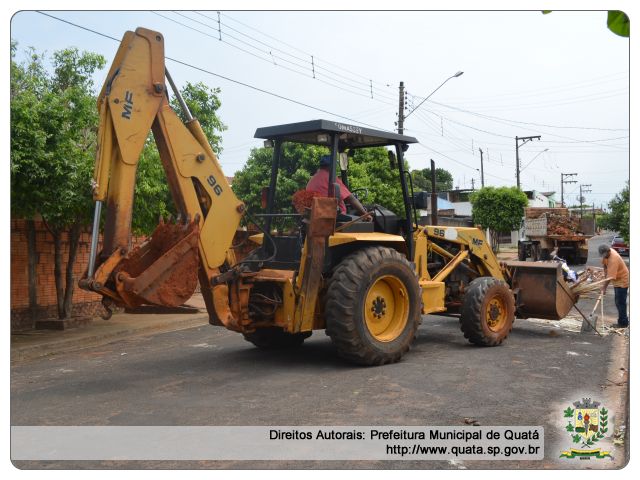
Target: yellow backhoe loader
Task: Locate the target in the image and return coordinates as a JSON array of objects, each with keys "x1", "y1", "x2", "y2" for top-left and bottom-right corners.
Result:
[{"x1": 80, "y1": 28, "x2": 577, "y2": 365}]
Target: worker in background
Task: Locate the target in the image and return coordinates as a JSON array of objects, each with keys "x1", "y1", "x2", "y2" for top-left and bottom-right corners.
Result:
[
  {"x1": 598, "y1": 244, "x2": 629, "y2": 328},
  {"x1": 306, "y1": 154, "x2": 370, "y2": 220}
]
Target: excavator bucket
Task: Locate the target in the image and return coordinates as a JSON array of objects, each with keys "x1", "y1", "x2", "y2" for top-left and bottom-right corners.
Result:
[
  {"x1": 114, "y1": 220, "x2": 200, "y2": 308},
  {"x1": 504, "y1": 261, "x2": 577, "y2": 320}
]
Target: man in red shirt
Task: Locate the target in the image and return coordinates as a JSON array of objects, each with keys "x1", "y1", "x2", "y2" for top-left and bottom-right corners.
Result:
[{"x1": 306, "y1": 154, "x2": 369, "y2": 218}]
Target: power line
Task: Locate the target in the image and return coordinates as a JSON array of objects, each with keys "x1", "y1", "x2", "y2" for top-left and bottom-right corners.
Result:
[
  {"x1": 415, "y1": 143, "x2": 513, "y2": 183},
  {"x1": 433, "y1": 87, "x2": 628, "y2": 112},
  {"x1": 217, "y1": 11, "x2": 395, "y2": 91},
  {"x1": 153, "y1": 11, "x2": 398, "y2": 104},
  {"x1": 189, "y1": 11, "x2": 397, "y2": 101},
  {"x1": 440, "y1": 71, "x2": 627, "y2": 104},
  {"x1": 427, "y1": 98, "x2": 628, "y2": 132},
  {"x1": 177, "y1": 11, "x2": 397, "y2": 100},
  {"x1": 35, "y1": 11, "x2": 396, "y2": 133},
  {"x1": 420, "y1": 101, "x2": 629, "y2": 150}
]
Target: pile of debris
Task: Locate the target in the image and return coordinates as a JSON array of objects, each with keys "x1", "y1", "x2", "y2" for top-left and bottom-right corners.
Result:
[
  {"x1": 292, "y1": 189, "x2": 318, "y2": 214},
  {"x1": 546, "y1": 214, "x2": 580, "y2": 236}
]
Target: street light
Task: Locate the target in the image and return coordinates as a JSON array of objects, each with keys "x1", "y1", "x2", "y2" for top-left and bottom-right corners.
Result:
[
  {"x1": 404, "y1": 71, "x2": 464, "y2": 120},
  {"x1": 520, "y1": 148, "x2": 549, "y2": 172}
]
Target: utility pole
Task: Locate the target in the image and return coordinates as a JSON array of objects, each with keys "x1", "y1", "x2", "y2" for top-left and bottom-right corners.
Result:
[
  {"x1": 478, "y1": 147, "x2": 485, "y2": 187},
  {"x1": 430, "y1": 159, "x2": 438, "y2": 226},
  {"x1": 515, "y1": 135, "x2": 541, "y2": 189},
  {"x1": 560, "y1": 173, "x2": 577, "y2": 208},
  {"x1": 579, "y1": 184, "x2": 592, "y2": 218},
  {"x1": 471, "y1": 178, "x2": 475, "y2": 190},
  {"x1": 397, "y1": 81, "x2": 405, "y2": 134}
]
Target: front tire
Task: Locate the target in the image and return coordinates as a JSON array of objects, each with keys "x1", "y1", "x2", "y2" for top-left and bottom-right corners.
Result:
[
  {"x1": 460, "y1": 277, "x2": 515, "y2": 346},
  {"x1": 325, "y1": 246, "x2": 421, "y2": 365}
]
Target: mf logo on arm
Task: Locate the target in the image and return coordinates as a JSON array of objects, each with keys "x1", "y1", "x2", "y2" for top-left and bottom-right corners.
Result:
[{"x1": 121, "y1": 91, "x2": 134, "y2": 119}]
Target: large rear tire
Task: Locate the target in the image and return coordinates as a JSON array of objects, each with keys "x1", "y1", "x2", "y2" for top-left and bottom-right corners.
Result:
[
  {"x1": 325, "y1": 246, "x2": 421, "y2": 365},
  {"x1": 460, "y1": 277, "x2": 515, "y2": 346},
  {"x1": 243, "y1": 328, "x2": 311, "y2": 349}
]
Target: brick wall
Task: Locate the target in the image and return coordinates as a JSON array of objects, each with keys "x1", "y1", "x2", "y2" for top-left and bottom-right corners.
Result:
[{"x1": 10, "y1": 219, "x2": 146, "y2": 331}]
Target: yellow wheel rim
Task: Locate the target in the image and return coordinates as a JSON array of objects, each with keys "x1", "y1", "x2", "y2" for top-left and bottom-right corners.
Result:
[
  {"x1": 364, "y1": 275, "x2": 409, "y2": 342},
  {"x1": 485, "y1": 295, "x2": 507, "y2": 332}
]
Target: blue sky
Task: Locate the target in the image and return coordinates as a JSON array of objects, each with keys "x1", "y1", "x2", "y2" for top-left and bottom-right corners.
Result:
[{"x1": 10, "y1": 9, "x2": 630, "y2": 208}]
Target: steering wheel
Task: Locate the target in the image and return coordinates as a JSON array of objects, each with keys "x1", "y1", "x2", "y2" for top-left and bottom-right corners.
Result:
[{"x1": 350, "y1": 187, "x2": 369, "y2": 202}]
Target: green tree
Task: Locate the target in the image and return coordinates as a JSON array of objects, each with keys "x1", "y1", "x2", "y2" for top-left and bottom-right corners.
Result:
[
  {"x1": 11, "y1": 45, "x2": 106, "y2": 319},
  {"x1": 543, "y1": 10, "x2": 629, "y2": 37},
  {"x1": 11, "y1": 43, "x2": 227, "y2": 320},
  {"x1": 470, "y1": 187, "x2": 528, "y2": 251},
  {"x1": 10, "y1": 43, "x2": 50, "y2": 316},
  {"x1": 231, "y1": 143, "x2": 327, "y2": 230},
  {"x1": 170, "y1": 81, "x2": 226, "y2": 154},
  {"x1": 348, "y1": 147, "x2": 406, "y2": 216},
  {"x1": 600, "y1": 182, "x2": 629, "y2": 242},
  {"x1": 232, "y1": 144, "x2": 407, "y2": 228},
  {"x1": 410, "y1": 167, "x2": 453, "y2": 192}
]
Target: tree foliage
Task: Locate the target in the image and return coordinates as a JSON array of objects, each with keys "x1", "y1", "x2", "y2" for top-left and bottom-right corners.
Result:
[
  {"x1": 231, "y1": 144, "x2": 407, "y2": 225},
  {"x1": 543, "y1": 10, "x2": 629, "y2": 37},
  {"x1": 11, "y1": 46, "x2": 106, "y2": 229},
  {"x1": 11, "y1": 44, "x2": 106, "y2": 319},
  {"x1": 410, "y1": 167, "x2": 453, "y2": 193},
  {"x1": 169, "y1": 81, "x2": 226, "y2": 154},
  {"x1": 470, "y1": 187, "x2": 528, "y2": 249},
  {"x1": 10, "y1": 42, "x2": 227, "y2": 319},
  {"x1": 599, "y1": 182, "x2": 629, "y2": 242}
]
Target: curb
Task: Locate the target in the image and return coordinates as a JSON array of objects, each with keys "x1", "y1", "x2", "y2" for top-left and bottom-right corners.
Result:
[{"x1": 11, "y1": 314, "x2": 210, "y2": 364}]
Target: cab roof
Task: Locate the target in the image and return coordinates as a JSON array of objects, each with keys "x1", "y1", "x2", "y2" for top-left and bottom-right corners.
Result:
[{"x1": 254, "y1": 119, "x2": 418, "y2": 149}]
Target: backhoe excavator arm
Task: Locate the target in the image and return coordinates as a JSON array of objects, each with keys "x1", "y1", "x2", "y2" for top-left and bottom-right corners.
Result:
[{"x1": 80, "y1": 28, "x2": 246, "y2": 328}]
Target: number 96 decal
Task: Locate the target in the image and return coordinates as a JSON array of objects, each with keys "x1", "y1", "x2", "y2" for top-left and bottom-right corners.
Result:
[{"x1": 207, "y1": 175, "x2": 223, "y2": 196}]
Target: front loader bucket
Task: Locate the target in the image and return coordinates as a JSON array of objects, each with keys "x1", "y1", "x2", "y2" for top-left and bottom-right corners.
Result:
[
  {"x1": 504, "y1": 261, "x2": 577, "y2": 320},
  {"x1": 114, "y1": 220, "x2": 200, "y2": 308}
]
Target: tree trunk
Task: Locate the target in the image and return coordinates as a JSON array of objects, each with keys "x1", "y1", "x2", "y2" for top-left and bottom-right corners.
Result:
[
  {"x1": 26, "y1": 219, "x2": 39, "y2": 317},
  {"x1": 51, "y1": 229, "x2": 65, "y2": 319},
  {"x1": 490, "y1": 230, "x2": 500, "y2": 253},
  {"x1": 62, "y1": 223, "x2": 81, "y2": 318}
]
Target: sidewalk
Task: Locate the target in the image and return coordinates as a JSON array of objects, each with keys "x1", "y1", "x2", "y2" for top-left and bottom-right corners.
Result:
[
  {"x1": 496, "y1": 247, "x2": 518, "y2": 262},
  {"x1": 11, "y1": 294, "x2": 210, "y2": 363}
]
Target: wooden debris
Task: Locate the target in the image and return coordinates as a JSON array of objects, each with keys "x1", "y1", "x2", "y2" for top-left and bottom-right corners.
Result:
[
  {"x1": 546, "y1": 214, "x2": 580, "y2": 235},
  {"x1": 291, "y1": 189, "x2": 318, "y2": 214}
]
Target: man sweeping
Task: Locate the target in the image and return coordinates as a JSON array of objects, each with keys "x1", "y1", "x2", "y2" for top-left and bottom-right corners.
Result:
[{"x1": 598, "y1": 244, "x2": 629, "y2": 328}]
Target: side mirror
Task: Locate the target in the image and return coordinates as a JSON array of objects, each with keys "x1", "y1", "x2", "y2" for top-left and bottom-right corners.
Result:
[
  {"x1": 261, "y1": 186, "x2": 270, "y2": 209},
  {"x1": 339, "y1": 152, "x2": 349, "y2": 171},
  {"x1": 414, "y1": 191, "x2": 430, "y2": 210}
]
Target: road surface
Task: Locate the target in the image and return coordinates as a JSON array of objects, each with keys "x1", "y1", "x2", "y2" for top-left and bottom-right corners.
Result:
[{"x1": 11, "y1": 235, "x2": 628, "y2": 469}]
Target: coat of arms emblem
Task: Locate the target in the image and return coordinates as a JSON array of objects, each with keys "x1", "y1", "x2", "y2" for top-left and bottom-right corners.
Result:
[{"x1": 560, "y1": 398, "x2": 611, "y2": 459}]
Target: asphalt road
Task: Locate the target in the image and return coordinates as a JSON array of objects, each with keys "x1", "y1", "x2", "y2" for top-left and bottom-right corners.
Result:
[{"x1": 12, "y1": 279, "x2": 629, "y2": 470}]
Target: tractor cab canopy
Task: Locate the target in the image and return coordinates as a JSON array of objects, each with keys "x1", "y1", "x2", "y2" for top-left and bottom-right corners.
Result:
[
  {"x1": 254, "y1": 119, "x2": 418, "y2": 150},
  {"x1": 252, "y1": 120, "x2": 420, "y2": 265}
]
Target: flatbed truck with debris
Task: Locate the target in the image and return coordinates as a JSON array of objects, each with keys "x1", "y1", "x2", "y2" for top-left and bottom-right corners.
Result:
[{"x1": 518, "y1": 208, "x2": 593, "y2": 264}]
